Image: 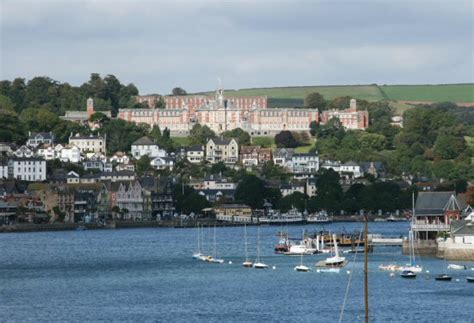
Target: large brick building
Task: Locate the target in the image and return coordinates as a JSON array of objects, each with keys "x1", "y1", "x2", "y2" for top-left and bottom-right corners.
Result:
[{"x1": 118, "y1": 90, "x2": 368, "y2": 136}]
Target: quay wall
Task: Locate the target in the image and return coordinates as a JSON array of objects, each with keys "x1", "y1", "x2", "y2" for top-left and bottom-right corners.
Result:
[
  {"x1": 437, "y1": 239, "x2": 474, "y2": 261},
  {"x1": 402, "y1": 239, "x2": 438, "y2": 256}
]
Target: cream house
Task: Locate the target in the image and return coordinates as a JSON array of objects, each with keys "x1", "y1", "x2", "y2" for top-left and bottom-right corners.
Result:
[
  {"x1": 206, "y1": 138, "x2": 239, "y2": 165},
  {"x1": 69, "y1": 133, "x2": 106, "y2": 154}
]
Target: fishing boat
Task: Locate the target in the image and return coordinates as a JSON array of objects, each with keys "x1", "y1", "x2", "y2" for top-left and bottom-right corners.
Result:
[
  {"x1": 306, "y1": 210, "x2": 331, "y2": 223},
  {"x1": 294, "y1": 231, "x2": 311, "y2": 272},
  {"x1": 242, "y1": 224, "x2": 253, "y2": 268},
  {"x1": 435, "y1": 274, "x2": 452, "y2": 281},
  {"x1": 253, "y1": 227, "x2": 268, "y2": 269},
  {"x1": 209, "y1": 226, "x2": 224, "y2": 264},
  {"x1": 192, "y1": 224, "x2": 204, "y2": 259},
  {"x1": 400, "y1": 270, "x2": 416, "y2": 279},
  {"x1": 467, "y1": 277, "x2": 474, "y2": 283},
  {"x1": 447, "y1": 264, "x2": 467, "y2": 270}
]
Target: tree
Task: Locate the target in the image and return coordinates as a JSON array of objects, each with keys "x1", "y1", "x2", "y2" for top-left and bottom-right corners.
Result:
[
  {"x1": 181, "y1": 192, "x2": 210, "y2": 214},
  {"x1": 304, "y1": 92, "x2": 326, "y2": 110},
  {"x1": 309, "y1": 121, "x2": 318, "y2": 137},
  {"x1": 89, "y1": 112, "x2": 110, "y2": 125},
  {"x1": 189, "y1": 124, "x2": 216, "y2": 145},
  {"x1": 172, "y1": 87, "x2": 187, "y2": 96},
  {"x1": 136, "y1": 155, "x2": 152, "y2": 174},
  {"x1": 222, "y1": 128, "x2": 251, "y2": 145},
  {"x1": 275, "y1": 131, "x2": 299, "y2": 148},
  {"x1": 433, "y1": 133, "x2": 465, "y2": 160},
  {"x1": 277, "y1": 191, "x2": 307, "y2": 212},
  {"x1": 314, "y1": 169, "x2": 343, "y2": 213},
  {"x1": 235, "y1": 174, "x2": 266, "y2": 209}
]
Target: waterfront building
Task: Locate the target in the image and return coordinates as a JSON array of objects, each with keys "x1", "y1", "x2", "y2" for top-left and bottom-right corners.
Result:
[
  {"x1": 131, "y1": 136, "x2": 167, "y2": 159},
  {"x1": 412, "y1": 191, "x2": 465, "y2": 240},
  {"x1": 8, "y1": 157, "x2": 46, "y2": 182},
  {"x1": 206, "y1": 138, "x2": 239, "y2": 165},
  {"x1": 214, "y1": 204, "x2": 254, "y2": 223},
  {"x1": 115, "y1": 181, "x2": 144, "y2": 220},
  {"x1": 69, "y1": 133, "x2": 106, "y2": 154},
  {"x1": 26, "y1": 132, "x2": 55, "y2": 148}
]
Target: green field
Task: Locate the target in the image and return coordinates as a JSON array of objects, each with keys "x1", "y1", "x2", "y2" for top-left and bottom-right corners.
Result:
[
  {"x1": 380, "y1": 84, "x2": 474, "y2": 103},
  {"x1": 195, "y1": 83, "x2": 474, "y2": 103},
  {"x1": 171, "y1": 137, "x2": 190, "y2": 147}
]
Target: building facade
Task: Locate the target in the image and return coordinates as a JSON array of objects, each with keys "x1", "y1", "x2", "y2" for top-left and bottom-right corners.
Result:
[
  {"x1": 8, "y1": 158, "x2": 47, "y2": 182},
  {"x1": 69, "y1": 134, "x2": 106, "y2": 154},
  {"x1": 131, "y1": 136, "x2": 167, "y2": 159},
  {"x1": 206, "y1": 138, "x2": 239, "y2": 165}
]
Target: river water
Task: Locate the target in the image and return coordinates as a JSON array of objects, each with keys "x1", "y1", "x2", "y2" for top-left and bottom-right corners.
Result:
[{"x1": 0, "y1": 222, "x2": 473, "y2": 322}]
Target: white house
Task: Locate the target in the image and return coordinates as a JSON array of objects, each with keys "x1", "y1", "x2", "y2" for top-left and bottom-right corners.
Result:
[
  {"x1": 272, "y1": 148, "x2": 294, "y2": 168},
  {"x1": 60, "y1": 145, "x2": 82, "y2": 163},
  {"x1": 67, "y1": 171, "x2": 80, "y2": 184},
  {"x1": 131, "y1": 136, "x2": 167, "y2": 159},
  {"x1": 8, "y1": 157, "x2": 47, "y2": 181},
  {"x1": 14, "y1": 145, "x2": 34, "y2": 158},
  {"x1": 109, "y1": 152, "x2": 130, "y2": 164},
  {"x1": 186, "y1": 145, "x2": 205, "y2": 164},
  {"x1": 26, "y1": 132, "x2": 55, "y2": 148},
  {"x1": 280, "y1": 182, "x2": 305, "y2": 197},
  {"x1": 290, "y1": 153, "x2": 319, "y2": 174},
  {"x1": 340, "y1": 161, "x2": 363, "y2": 178},
  {"x1": 150, "y1": 157, "x2": 175, "y2": 170},
  {"x1": 69, "y1": 133, "x2": 106, "y2": 154},
  {"x1": 36, "y1": 144, "x2": 57, "y2": 161}
]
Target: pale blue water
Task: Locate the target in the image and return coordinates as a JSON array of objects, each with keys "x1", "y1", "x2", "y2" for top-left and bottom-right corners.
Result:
[{"x1": 0, "y1": 223, "x2": 473, "y2": 322}]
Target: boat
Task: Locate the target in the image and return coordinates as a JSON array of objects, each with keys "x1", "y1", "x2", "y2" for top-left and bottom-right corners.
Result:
[
  {"x1": 435, "y1": 274, "x2": 452, "y2": 281},
  {"x1": 324, "y1": 233, "x2": 346, "y2": 267},
  {"x1": 209, "y1": 226, "x2": 224, "y2": 264},
  {"x1": 399, "y1": 229, "x2": 423, "y2": 273},
  {"x1": 242, "y1": 224, "x2": 253, "y2": 268},
  {"x1": 318, "y1": 268, "x2": 340, "y2": 273},
  {"x1": 467, "y1": 277, "x2": 474, "y2": 283},
  {"x1": 378, "y1": 264, "x2": 401, "y2": 272},
  {"x1": 192, "y1": 224, "x2": 204, "y2": 260},
  {"x1": 448, "y1": 264, "x2": 467, "y2": 270},
  {"x1": 283, "y1": 244, "x2": 314, "y2": 256},
  {"x1": 306, "y1": 210, "x2": 331, "y2": 223},
  {"x1": 387, "y1": 214, "x2": 407, "y2": 222},
  {"x1": 400, "y1": 270, "x2": 416, "y2": 279},
  {"x1": 253, "y1": 226, "x2": 268, "y2": 269},
  {"x1": 259, "y1": 207, "x2": 305, "y2": 225},
  {"x1": 294, "y1": 231, "x2": 311, "y2": 272}
]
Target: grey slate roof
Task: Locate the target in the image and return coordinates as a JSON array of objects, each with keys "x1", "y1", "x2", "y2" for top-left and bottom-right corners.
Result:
[
  {"x1": 416, "y1": 191, "x2": 456, "y2": 210},
  {"x1": 132, "y1": 136, "x2": 155, "y2": 146},
  {"x1": 451, "y1": 220, "x2": 474, "y2": 236}
]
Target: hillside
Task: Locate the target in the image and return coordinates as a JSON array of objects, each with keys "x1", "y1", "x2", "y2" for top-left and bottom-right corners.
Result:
[{"x1": 195, "y1": 83, "x2": 474, "y2": 105}]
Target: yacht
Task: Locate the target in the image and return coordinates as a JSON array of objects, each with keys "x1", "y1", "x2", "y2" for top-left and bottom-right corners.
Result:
[
  {"x1": 324, "y1": 234, "x2": 346, "y2": 267},
  {"x1": 242, "y1": 224, "x2": 253, "y2": 268},
  {"x1": 253, "y1": 227, "x2": 269, "y2": 269}
]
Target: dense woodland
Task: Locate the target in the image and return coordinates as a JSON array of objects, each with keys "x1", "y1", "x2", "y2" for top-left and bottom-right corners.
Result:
[{"x1": 0, "y1": 74, "x2": 473, "y2": 214}]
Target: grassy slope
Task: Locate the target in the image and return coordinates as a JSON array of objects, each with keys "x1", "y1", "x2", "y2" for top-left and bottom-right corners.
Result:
[
  {"x1": 380, "y1": 84, "x2": 474, "y2": 102},
  {"x1": 194, "y1": 83, "x2": 473, "y2": 103}
]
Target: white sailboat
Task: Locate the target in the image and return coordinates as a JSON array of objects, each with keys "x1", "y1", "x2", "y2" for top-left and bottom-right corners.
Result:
[
  {"x1": 399, "y1": 230, "x2": 422, "y2": 273},
  {"x1": 243, "y1": 224, "x2": 253, "y2": 268},
  {"x1": 253, "y1": 226, "x2": 268, "y2": 269},
  {"x1": 208, "y1": 225, "x2": 224, "y2": 264},
  {"x1": 294, "y1": 231, "x2": 311, "y2": 272},
  {"x1": 192, "y1": 224, "x2": 204, "y2": 260},
  {"x1": 324, "y1": 233, "x2": 346, "y2": 267}
]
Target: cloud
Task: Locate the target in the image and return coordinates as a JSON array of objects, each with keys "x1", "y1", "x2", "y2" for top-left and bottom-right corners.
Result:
[{"x1": 1, "y1": 0, "x2": 472, "y2": 94}]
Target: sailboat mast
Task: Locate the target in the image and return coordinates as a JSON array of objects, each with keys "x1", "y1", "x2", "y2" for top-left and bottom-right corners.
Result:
[
  {"x1": 244, "y1": 224, "x2": 248, "y2": 261},
  {"x1": 213, "y1": 225, "x2": 217, "y2": 258},
  {"x1": 364, "y1": 213, "x2": 369, "y2": 323},
  {"x1": 257, "y1": 226, "x2": 260, "y2": 262}
]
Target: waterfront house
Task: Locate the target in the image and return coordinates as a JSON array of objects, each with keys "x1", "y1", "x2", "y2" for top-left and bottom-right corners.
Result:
[
  {"x1": 151, "y1": 179, "x2": 175, "y2": 220},
  {"x1": 115, "y1": 181, "x2": 144, "y2": 220},
  {"x1": 206, "y1": 138, "x2": 239, "y2": 165},
  {"x1": 412, "y1": 191, "x2": 465, "y2": 241}
]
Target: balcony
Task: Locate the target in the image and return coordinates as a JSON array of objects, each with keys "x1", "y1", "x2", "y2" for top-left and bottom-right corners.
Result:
[{"x1": 411, "y1": 223, "x2": 450, "y2": 231}]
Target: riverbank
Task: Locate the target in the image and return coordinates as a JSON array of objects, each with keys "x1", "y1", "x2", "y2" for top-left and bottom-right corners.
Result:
[{"x1": 0, "y1": 215, "x2": 407, "y2": 233}]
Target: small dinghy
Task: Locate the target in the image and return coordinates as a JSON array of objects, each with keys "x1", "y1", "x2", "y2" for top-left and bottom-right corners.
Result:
[
  {"x1": 467, "y1": 277, "x2": 474, "y2": 283},
  {"x1": 435, "y1": 274, "x2": 452, "y2": 281},
  {"x1": 400, "y1": 270, "x2": 416, "y2": 279},
  {"x1": 448, "y1": 264, "x2": 467, "y2": 270},
  {"x1": 294, "y1": 265, "x2": 311, "y2": 272}
]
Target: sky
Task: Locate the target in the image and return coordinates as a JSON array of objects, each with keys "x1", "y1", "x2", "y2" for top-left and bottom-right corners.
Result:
[{"x1": 1, "y1": 0, "x2": 473, "y2": 94}]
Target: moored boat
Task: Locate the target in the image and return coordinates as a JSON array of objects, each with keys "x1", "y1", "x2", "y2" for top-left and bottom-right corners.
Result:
[
  {"x1": 435, "y1": 274, "x2": 452, "y2": 281},
  {"x1": 253, "y1": 227, "x2": 268, "y2": 269},
  {"x1": 448, "y1": 264, "x2": 467, "y2": 270},
  {"x1": 378, "y1": 264, "x2": 401, "y2": 272},
  {"x1": 467, "y1": 277, "x2": 474, "y2": 283},
  {"x1": 306, "y1": 210, "x2": 331, "y2": 223},
  {"x1": 259, "y1": 207, "x2": 304, "y2": 225},
  {"x1": 400, "y1": 270, "x2": 416, "y2": 279},
  {"x1": 242, "y1": 224, "x2": 253, "y2": 268},
  {"x1": 294, "y1": 265, "x2": 311, "y2": 272}
]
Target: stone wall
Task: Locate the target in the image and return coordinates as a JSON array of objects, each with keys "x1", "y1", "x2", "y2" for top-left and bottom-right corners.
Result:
[
  {"x1": 437, "y1": 239, "x2": 474, "y2": 261},
  {"x1": 402, "y1": 239, "x2": 438, "y2": 256}
]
